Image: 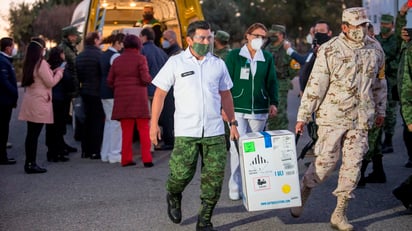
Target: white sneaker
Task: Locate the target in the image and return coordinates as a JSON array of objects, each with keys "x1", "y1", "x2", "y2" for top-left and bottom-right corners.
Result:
[
  {"x1": 229, "y1": 190, "x2": 240, "y2": 201},
  {"x1": 109, "y1": 155, "x2": 121, "y2": 164}
]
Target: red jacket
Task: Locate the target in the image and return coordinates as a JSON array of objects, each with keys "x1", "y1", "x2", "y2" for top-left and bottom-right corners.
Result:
[{"x1": 107, "y1": 49, "x2": 152, "y2": 120}]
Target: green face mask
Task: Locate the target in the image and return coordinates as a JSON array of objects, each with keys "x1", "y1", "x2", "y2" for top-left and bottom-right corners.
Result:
[
  {"x1": 192, "y1": 42, "x2": 209, "y2": 56},
  {"x1": 270, "y1": 35, "x2": 279, "y2": 42},
  {"x1": 380, "y1": 27, "x2": 391, "y2": 34}
]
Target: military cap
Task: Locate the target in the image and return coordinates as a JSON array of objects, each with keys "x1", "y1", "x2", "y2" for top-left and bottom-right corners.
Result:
[
  {"x1": 270, "y1": 24, "x2": 286, "y2": 34},
  {"x1": 342, "y1": 7, "x2": 370, "y2": 26},
  {"x1": 62, "y1": 26, "x2": 81, "y2": 37},
  {"x1": 380, "y1": 14, "x2": 394, "y2": 23},
  {"x1": 215, "y1": 30, "x2": 230, "y2": 42}
]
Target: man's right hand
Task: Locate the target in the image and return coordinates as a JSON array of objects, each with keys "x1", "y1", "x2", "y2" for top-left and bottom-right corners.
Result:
[
  {"x1": 295, "y1": 121, "x2": 305, "y2": 135},
  {"x1": 150, "y1": 124, "x2": 161, "y2": 146}
]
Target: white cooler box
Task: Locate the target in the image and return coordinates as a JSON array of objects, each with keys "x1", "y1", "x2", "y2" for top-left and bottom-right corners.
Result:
[{"x1": 239, "y1": 130, "x2": 301, "y2": 211}]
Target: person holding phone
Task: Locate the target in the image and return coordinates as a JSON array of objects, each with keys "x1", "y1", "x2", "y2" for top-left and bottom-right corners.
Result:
[{"x1": 19, "y1": 38, "x2": 64, "y2": 174}]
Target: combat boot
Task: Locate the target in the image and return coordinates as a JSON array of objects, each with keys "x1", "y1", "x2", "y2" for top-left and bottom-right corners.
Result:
[
  {"x1": 365, "y1": 155, "x2": 386, "y2": 183},
  {"x1": 196, "y1": 200, "x2": 217, "y2": 231},
  {"x1": 166, "y1": 192, "x2": 182, "y2": 223},
  {"x1": 392, "y1": 176, "x2": 412, "y2": 209},
  {"x1": 357, "y1": 160, "x2": 370, "y2": 187},
  {"x1": 330, "y1": 196, "x2": 353, "y2": 231},
  {"x1": 290, "y1": 183, "x2": 311, "y2": 218}
]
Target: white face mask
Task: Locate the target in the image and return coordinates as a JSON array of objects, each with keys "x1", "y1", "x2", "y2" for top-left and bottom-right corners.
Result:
[
  {"x1": 42, "y1": 49, "x2": 46, "y2": 57},
  {"x1": 250, "y1": 37, "x2": 263, "y2": 51},
  {"x1": 11, "y1": 47, "x2": 18, "y2": 57},
  {"x1": 347, "y1": 27, "x2": 366, "y2": 43}
]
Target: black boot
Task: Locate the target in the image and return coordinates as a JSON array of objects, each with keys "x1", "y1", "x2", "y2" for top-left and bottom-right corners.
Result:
[
  {"x1": 166, "y1": 192, "x2": 182, "y2": 224},
  {"x1": 365, "y1": 155, "x2": 386, "y2": 183},
  {"x1": 382, "y1": 133, "x2": 394, "y2": 154},
  {"x1": 24, "y1": 162, "x2": 47, "y2": 174},
  {"x1": 357, "y1": 160, "x2": 370, "y2": 188},
  {"x1": 392, "y1": 176, "x2": 412, "y2": 209},
  {"x1": 196, "y1": 201, "x2": 217, "y2": 231}
]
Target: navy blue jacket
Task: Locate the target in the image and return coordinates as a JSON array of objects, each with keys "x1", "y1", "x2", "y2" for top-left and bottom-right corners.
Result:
[
  {"x1": 76, "y1": 45, "x2": 102, "y2": 97},
  {"x1": 100, "y1": 48, "x2": 117, "y2": 99},
  {"x1": 141, "y1": 41, "x2": 168, "y2": 97},
  {"x1": 0, "y1": 53, "x2": 18, "y2": 106}
]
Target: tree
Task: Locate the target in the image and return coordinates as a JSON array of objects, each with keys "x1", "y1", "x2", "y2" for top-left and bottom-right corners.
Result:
[{"x1": 33, "y1": 3, "x2": 78, "y2": 44}]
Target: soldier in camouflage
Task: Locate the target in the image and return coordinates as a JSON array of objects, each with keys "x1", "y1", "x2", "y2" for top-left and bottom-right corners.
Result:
[
  {"x1": 376, "y1": 14, "x2": 402, "y2": 154},
  {"x1": 213, "y1": 30, "x2": 231, "y2": 60},
  {"x1": 396, "y1": 3, "x2": 412, "y2": 168},
  {"x1": 150, "y1": 21, "x2": 239, "y2": 231},
  {"x1": 265, "y1": 24, "x2": 297, "y2": 130},
  {"x1": 291, "y1": 8, "x2": 386, "y2": 231},
  {"x1": 393, "y1": 4, "x2": 412, "y2": 207}
]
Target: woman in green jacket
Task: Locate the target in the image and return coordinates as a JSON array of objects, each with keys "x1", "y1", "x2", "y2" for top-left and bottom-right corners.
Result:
[{"x1": 225, "y1": 22, "x2": 279, "y2": 200}]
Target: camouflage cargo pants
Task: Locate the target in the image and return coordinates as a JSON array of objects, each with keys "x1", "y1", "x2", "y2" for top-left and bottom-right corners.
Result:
[
  {"x1": 363, "y1": 125, "x2": 383, "y2": 161},
  {"x1": 302, "y1": 126, "x2": 368, "y2": 198},
  {"x1": 166, "y1": 135, "x2": 227, "y2": 205}
]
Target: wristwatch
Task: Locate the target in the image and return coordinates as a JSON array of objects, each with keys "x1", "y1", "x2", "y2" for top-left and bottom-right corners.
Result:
[{"x1": 229, "y1": 120, "x2": 238, "y2": 127}]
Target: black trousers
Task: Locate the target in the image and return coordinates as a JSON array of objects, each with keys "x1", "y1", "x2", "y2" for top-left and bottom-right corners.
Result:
[
  {"x1": 158, "y1": 89, "x2": 175, "y2": 146},
  {"x1": 46, "y1": 100, "x2": 67, "y2": 155},
  {"x1": 0, "y1": 105, "x2": 13, "y2": 160},
  {"x1": 25, "y1": 122, "x2": 44, "y2": 164},
  {"x1": 81, "y1": 94, "x2": 104, "y2": 155}
]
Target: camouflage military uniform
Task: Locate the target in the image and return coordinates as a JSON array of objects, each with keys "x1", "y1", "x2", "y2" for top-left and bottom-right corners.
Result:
[
  {"x1": 266, "y1": 42, "x2": 297, "y2": 130},
  {"x1": 214, "y1": 46, "x2": 230, "y2": 60},
  {"x1": 59, "y1": 38, "x2": 79, "y2": 97},
  {"x1": 397, "y1": 33, "x2": 412, "y2": 167},
  {"x1": 297, "y1": 32, "x2": 385, "y2": 198},
  {"x1": 376, "y1": 20, "x2": 402, "y2": 152}
]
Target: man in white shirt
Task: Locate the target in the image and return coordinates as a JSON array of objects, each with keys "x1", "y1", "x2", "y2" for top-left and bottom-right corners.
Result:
[{"x1": 150, "y1": 20, "x2": 239, "y2": 231}]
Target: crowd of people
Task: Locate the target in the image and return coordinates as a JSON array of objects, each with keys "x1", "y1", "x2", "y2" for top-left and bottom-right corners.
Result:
[{"x1": 1, "y1": 3, "x2": 412, "y2": 231}]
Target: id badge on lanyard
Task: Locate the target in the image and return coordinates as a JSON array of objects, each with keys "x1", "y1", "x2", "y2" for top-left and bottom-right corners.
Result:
[{"x1": 240, "y1": 59, "x2": 251, "y2": 80}]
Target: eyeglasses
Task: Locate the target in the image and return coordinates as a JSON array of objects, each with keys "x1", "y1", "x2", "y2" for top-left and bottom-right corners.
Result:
[
  {"x1": 249, "y1": 33, "x2": 267, "y2": 40},
  {"x1": 193, "y1": 35, "x2": 214, "y2": 42}
]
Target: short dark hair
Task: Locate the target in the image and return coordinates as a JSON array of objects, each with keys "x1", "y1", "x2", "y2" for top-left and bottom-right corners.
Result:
[
  {"x1": 187, "y1": 21, "x2": 211, "y2": 38},
  {"x1": 315, "y1": 20, "x2": 330, "y2": 31},
  {"x1": 141, "y1": 27, "x2": 155, "y2": 41},
  {"x1": 102, "y1": 32, "x2": 125, "y2": 45},
  {"x1": 123, "y1": 34, "x2": 142, "y2": 49},
  {"x1": 0, "y1": 37, "x2": 13, "y2": 52},
  {"x1": 84, "y1": 32, "x2": 100, "y2": 46},
  {"x1": 47, "y1": 46, "x2": 64, "y2": 70}
]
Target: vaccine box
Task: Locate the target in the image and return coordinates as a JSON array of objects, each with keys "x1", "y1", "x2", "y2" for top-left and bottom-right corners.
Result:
[{"x1": 239, "y1": 130, "x2": 301, "y2": 211}]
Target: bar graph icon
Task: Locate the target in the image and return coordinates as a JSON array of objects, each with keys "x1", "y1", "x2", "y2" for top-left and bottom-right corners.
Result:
[{"x1": 249, "y1": 154, "x2": 269, "y2": 171}]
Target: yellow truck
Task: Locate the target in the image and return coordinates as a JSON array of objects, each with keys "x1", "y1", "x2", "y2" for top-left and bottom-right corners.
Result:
[{"x1": 70, "y1": 0, "x2": 204, "y2": 48}]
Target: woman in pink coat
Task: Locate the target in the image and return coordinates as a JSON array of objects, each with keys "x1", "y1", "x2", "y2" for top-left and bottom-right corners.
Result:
[
  {"x1": 107, "y1": 34, "x2": 153, "y2": 168},
  {"x1": 18, "y1": 38, "x2": 63, "y2": 174}
]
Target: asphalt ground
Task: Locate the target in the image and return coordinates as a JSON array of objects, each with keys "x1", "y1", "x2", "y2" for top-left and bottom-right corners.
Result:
[{"x1": 1, "y1": 77, "x2": 411, "y2": 231}]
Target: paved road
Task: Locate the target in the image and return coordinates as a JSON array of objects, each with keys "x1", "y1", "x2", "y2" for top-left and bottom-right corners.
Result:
[{"x1": 1, "y1": 78, "x2": 411, "y2": 231}]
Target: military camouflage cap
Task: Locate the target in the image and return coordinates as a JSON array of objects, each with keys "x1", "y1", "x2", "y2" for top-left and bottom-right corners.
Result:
[
  {"x1": 215, "y1": 30, "x2": 230, "y2": 42},
  {"x1": 270, "y1": 24, "x2": 286, "y2": 33},
  {"x1": 62, "y1": 26, "x2": 81, "y2": 37},
  {"x1": 342, "y1": 7, "x2": 370, "y2": 26},
  {"x1": 380, "y1": 14, "x2": 394, "y2": 23}
]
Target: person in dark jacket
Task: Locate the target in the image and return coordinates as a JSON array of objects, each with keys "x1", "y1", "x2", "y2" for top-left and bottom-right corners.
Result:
[
  {"x1": 45, "y1": 46, "x2": 71, "y2": 162},
  {"x1": 0, "y1": 37, "x2": 18, "y2": 165},
  {"x1": 140, "y1": 27, "x2": 174, "y2": 150},
  {"x1": 100, "y1": 32, "x2": 125, "y2": 163},
  {"x1": 162, "y1": 29, "x2": 183, "y2": 56},
  {"x1": 107, "y1": 34, "x2": 153, "y2": 167},
  {"x1": 76, "y1": 32, "x2": 104, "y2": 160}
]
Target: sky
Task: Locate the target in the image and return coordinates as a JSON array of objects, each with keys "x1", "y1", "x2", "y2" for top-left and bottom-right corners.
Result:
[{"x1": 0, "y1": 0, "x2": 36, "y2": 38}]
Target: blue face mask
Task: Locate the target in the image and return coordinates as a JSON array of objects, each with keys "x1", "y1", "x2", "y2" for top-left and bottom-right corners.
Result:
[{"x1": 162, "y1": 40, "x2": 171, "y2": 49}]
